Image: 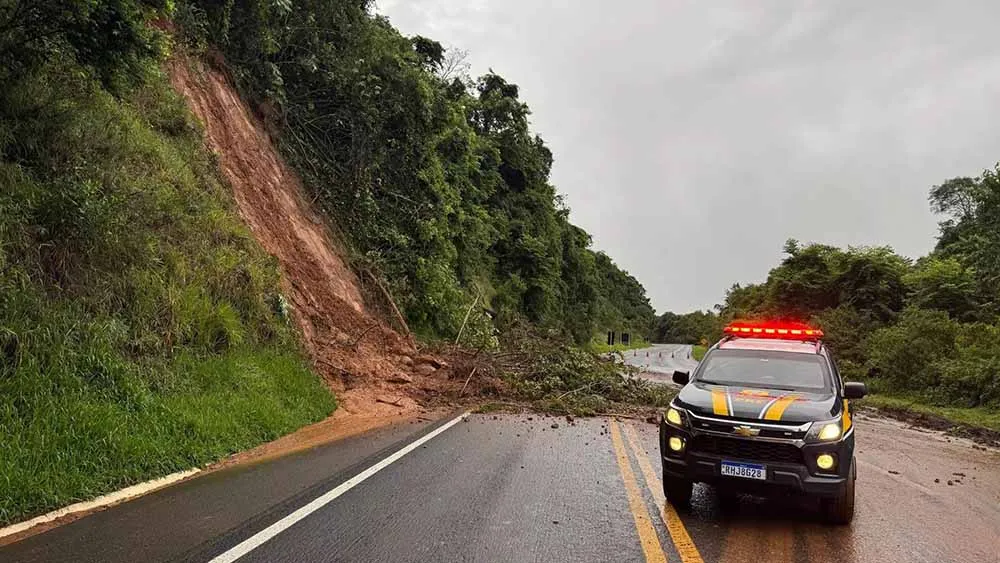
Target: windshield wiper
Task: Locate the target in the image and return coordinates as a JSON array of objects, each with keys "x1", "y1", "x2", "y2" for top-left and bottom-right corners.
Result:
[
  {"x1": 698, "y1": 380, "x2": 802, "y2": 392},
  {"x1": 697, "y1": 379, "x2": 726, "y2": 386}
]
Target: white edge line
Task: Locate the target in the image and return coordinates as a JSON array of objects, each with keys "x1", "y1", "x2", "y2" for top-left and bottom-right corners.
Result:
[
  {"x1": 0, "y1": 468, "x2": 202, "y2": 540},
  {"x1": 209, "y1": 411, "x2": 471, "y2": 563}
]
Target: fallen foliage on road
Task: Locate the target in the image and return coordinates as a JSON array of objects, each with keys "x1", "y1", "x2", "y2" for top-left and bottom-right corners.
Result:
[{"x1": 438, "y1": 321, "x2": 675, "y2": 417}]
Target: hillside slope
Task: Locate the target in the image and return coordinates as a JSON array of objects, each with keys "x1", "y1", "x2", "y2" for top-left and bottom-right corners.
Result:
[
  {"x1": 168, "y1": 58, "x2": 446, "y2": 416},
  {"x1": 0, "y1": 57, "x2": 336, "y2": 524},
  {"x1": 177, "y1": 0, "x2": 656, "y2": 344}
]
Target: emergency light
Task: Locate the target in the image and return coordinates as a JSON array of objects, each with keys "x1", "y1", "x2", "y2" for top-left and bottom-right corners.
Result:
[{"x1": 723, "y1": 321, "x2": 823, "y2": 340}]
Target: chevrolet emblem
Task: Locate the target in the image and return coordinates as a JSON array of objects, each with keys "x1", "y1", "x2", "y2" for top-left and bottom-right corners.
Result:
[{"x1": 733, "y1": 425, "x2": 760, "y2": 437}]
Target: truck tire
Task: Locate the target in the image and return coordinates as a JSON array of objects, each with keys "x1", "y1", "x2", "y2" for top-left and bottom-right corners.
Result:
[
  {"x1": 662, "y1": 469, "x2": 693, "y2": 507},
  {"x1": 822, "y1": 458, "x2": 856, "y2": 525}
]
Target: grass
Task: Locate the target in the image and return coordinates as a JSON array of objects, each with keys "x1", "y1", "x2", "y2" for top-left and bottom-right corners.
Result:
[
  {"x1": 0, "y1": 58, "x2": 336, "y2": 524},
  {"x1": 691, "y1": 345, "x2": 708, "y2": 361},
  {"x1": 860, "y1": 394, "x2": 1000, "y2": 434},
  {"x1": 0, "y1": 347, "x2": 334, "y2": 524}
]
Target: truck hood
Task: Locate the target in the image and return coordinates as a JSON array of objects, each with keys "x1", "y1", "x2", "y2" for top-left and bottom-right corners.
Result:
[{"x1": 675, "y1": 381, "x2": 839, "y2": 424}]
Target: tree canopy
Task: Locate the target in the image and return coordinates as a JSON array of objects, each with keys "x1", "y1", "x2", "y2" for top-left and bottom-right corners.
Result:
[
  {"x1": 176, "y1": 0, "x2": 655, "y2": 343},
  {"x1": 656, "y1": 165, "x2": 1000, "y2": 408}
]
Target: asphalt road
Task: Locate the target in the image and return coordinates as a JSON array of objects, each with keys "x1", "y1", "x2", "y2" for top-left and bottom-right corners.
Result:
[
  {"x1": 625, "y1": 344, "x2": 699, "y2": 384},
  {"x1": 4, "y1": 410, "x2": 998, "y2": 563}
]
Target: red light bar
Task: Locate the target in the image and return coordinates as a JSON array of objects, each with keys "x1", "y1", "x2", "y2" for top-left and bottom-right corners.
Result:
[{"x1": 723, "y1": 321, "x2": 823, "y2": 340}]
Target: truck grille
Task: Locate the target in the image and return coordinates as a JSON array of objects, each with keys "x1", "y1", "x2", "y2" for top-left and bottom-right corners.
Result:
[
  {"x1": 690, "y1": 418, "x2": 807, "y2": 440},
  {"x1": 689, "y1": 435, "x2": 803, "y2": 464}
]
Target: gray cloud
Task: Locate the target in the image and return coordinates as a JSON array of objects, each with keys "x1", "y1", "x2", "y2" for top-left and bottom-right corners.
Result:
[{"x1": 377, "y1": 0, "x2": 1000, "y2": 313}]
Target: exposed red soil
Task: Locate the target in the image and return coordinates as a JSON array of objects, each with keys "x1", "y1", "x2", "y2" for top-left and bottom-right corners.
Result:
[{"x1": 167, "y1": 56, "x2": 456, "y2": 419}]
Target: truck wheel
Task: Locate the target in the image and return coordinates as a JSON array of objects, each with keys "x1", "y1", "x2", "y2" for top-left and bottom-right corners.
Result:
[
  {"x1": 662, "y1": 469, "x2": 693, "y2": 507},
  {"x1": 822, "y1": 458, "x2": 856, "y2": 525}
]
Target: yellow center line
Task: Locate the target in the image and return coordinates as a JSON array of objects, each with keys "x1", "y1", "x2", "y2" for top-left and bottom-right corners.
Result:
[
  {"x1": 609, "y1": 419, "x2": 668, "y2": 563},
  {"x1": 621, "y1": 422, "x2": 705, "y2": 563}
]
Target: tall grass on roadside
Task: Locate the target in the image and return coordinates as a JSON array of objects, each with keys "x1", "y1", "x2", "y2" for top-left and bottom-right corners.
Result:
[
  {"x1": 1, "y1": 348, "x2": 333, "y2": 524},
  {"x1": 0, "y1": 59, "x2": 334, "y2": 525}
]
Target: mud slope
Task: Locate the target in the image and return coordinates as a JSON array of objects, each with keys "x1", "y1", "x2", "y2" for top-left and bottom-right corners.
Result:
[{"x1": 168, "y1": 58, "x2": 445, "y2": 417}]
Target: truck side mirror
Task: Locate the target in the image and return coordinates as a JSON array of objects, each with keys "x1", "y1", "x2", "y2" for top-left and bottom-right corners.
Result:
[
  {"x1": 672, "y1": 370, "x2": 690, "y2": 385},
  {"x1": 844, "y1": 382, "x2": 867, "y2": 400}
]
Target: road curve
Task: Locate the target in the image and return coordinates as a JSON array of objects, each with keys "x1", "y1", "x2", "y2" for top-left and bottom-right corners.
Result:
[
  {"x1": 2, "y1": 412, "x2": 998, "y2": 562},
  {"x1": 625, "y1": 344, "x2": 699, "y2": 384}
]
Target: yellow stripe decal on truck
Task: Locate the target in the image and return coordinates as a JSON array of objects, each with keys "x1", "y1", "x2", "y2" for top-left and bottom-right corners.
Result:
[
  {"x1": 711, "y1": 389, "x2": 729, "y2": 416},
  {"x1": 763, "y1": 395, "x2": 797, "y2": 420}
]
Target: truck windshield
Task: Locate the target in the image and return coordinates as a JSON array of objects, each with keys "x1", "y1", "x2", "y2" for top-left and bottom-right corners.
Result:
[{"x1": 695, "y1": 349, "x2": 830, "y2": 391}]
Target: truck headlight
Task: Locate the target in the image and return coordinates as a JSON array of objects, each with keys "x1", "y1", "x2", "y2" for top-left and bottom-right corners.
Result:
[
  {"x1": 664, "y1": 405, "x2": 688, "y2": 428},
  {"x1": 807, "y1": 419, "x2": 842, "y2": 442},
  {"x1": 666, "y1": 407, "x2": 683, "y2": 426}
]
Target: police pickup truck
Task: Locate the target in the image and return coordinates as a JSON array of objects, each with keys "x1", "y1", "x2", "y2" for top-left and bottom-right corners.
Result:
[{"x1": 659, "y1": 322, "x2": 867, "y2": 524}]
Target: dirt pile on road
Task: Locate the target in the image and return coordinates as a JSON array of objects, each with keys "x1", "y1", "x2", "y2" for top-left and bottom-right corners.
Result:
[{"x1": 167, "y1": 56, "x2": 454, "y2": 417}]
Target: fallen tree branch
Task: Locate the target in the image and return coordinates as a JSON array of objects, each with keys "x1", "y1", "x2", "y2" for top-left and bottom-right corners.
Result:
[
  {"x1": 454, "y1": 293, "x2": 481, "y2": 345},
  {"x1": 460, "y1": 366, "x2": 478, "y2": 396},
  {"x1": 363, "y1": 269, "x2": 413, "y2": 345},
  {"x1": 555, "y1": 382, "x2": 596, "y2": 400},
  {"x1": 350, "y1": 322, "x2": 379, "y2": 348}
]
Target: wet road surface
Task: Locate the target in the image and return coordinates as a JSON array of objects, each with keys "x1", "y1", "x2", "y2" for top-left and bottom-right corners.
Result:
[
  {"x1": 626, "y1": 344, "x2": 699, "y2": 385},
  {"x1": 5, "y1": 408, "x2": 999, "y2": 563}
]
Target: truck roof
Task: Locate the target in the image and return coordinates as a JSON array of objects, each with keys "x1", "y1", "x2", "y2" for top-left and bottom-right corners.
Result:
[{"x1": 718, "y1": 337, "x2": 819, "y2": 354}]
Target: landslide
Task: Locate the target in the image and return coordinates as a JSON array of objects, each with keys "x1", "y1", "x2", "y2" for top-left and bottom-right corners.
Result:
[{"x1": 168, "y1": 57, "x2": 451, "y2": 417}]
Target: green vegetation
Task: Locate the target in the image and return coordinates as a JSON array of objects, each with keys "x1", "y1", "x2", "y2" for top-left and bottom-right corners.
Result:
[
  {"x1": 655, "y1": 165, "x2": 1000, "y2": 431},
  {"x1": 480, "y1": 324, "x2": 674, "y2": 416},
  {"x1": 0, "y1": 0, "x2": 662, "y2": 523},
  {"x1": 652, "y1": 310, "x2": 721, "y2": 345},
  {"x1": 860, "y1": 394, "x2": 1000, "y2": 435},
  {"x1": 4, "y1": 349, "x2": 333, "y2": 524},
  {"x1": 0, "y1": 2, "x2": 334, "y2": 524},
  {"x1": 175, "y1": 0, "x2": 655, "y2": 345},
  {"x1": 691, "y1": 345, "x2": 707, "y2": 362}
]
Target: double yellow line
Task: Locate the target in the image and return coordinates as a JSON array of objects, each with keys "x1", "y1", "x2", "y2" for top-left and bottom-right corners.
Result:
[{"x1": 609, "y1": 419, "x2": 704, "y2": 563}]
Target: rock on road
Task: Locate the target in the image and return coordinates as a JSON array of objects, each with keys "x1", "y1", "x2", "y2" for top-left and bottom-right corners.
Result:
[{"x1": 4, "y1": 410, "x2": 999, "y2": 563}]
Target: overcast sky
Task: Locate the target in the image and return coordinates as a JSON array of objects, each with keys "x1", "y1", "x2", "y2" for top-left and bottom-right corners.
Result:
[{"x1": 376, "y1": 0, "x2": 1000, "y2": 314}]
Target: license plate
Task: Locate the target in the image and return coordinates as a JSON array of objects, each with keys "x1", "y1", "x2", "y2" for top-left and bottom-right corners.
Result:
[{"x1": 720, "y1": 461, "x2": 767, "y2": 480}]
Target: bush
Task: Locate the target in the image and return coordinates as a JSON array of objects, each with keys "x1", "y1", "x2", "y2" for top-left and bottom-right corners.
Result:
[
  {"x1": 811, "y1": 305, "x2": 880, "y2": 367},
  {"x1": 865, "y1": 309, "x2": 1000, "y2": 408},
  {"x1": 865, "y1": 308, "x2": 956, "y2": 394}
]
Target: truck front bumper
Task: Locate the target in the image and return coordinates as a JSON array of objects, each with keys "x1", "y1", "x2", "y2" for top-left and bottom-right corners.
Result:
[{"x1": 660, "y1": 420, "x2": 854, "y2": 498}]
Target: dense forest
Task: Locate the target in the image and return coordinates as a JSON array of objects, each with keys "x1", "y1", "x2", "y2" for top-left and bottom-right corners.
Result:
[
  {"x1": 655, "y1": 169, "x2": 1000, "y2": 410},
  {"x1": 175, "y1": 0, "x2": 655, "y2": 344}
]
